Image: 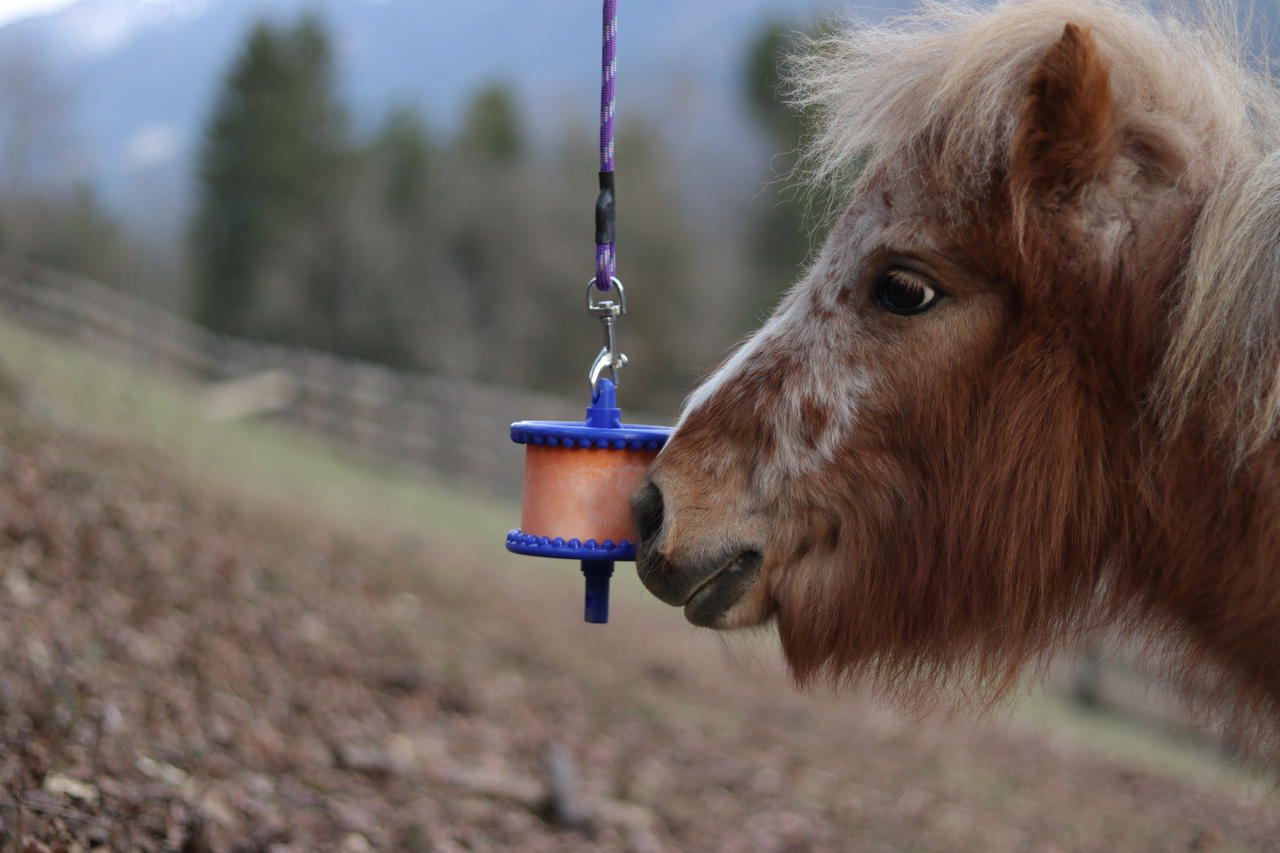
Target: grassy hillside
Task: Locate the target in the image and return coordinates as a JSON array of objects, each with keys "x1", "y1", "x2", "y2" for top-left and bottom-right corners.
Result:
[{"x1": 0, "y1": 315, "x2": 1275, "y2": 851}]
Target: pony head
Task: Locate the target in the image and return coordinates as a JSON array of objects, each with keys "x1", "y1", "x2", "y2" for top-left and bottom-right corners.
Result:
[{"x1": 635, "y1": 0, "x2": 1280, "y2": 708}]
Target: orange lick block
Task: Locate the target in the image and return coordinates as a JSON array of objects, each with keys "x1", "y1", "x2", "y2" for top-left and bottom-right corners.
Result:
[{"x1": 520, "y1": 444, "x2": 659, "y2": 546}]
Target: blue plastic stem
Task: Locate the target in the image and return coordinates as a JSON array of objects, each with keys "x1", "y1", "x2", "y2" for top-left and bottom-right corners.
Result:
[
  {"x1": 582, "y1": 560, "x2": 614, "y2": 623},
  {"x1": 583, "y1": 380, "x2": 620, "y2": 622},
  {"x1": 586, "y1": 378, "x2": 623, "y2": 428}
]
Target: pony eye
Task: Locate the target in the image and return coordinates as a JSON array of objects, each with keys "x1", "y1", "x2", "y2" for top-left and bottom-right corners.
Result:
[{"x1": 873, "y1": 268, "x2": 943, "y2": 316}]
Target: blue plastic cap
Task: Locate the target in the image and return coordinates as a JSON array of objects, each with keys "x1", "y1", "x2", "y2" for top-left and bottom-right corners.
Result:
[
  {"x1": 507, "y1": 530, "x2": 637, "y2": 561},
  {"x1": 586, "y1": 378, "x2": 623, "y2": 428},
  {"x1": 509, "y1": 418, "x2": 671, "y2": 450}
]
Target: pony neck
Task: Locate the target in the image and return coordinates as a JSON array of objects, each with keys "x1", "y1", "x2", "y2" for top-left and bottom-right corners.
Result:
[{"x1": 1138, "y1": 435, "x2": 1280, "y2": 723}]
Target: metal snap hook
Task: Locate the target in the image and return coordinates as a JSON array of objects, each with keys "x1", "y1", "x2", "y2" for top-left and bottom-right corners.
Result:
[{"x1": 586, "y1": 278, "x2": 628, "y2": 388}]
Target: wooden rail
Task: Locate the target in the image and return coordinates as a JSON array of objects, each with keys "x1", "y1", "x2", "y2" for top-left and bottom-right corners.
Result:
[{"x1": 0, "y1": 258, "x2": 667, "y2": 497}]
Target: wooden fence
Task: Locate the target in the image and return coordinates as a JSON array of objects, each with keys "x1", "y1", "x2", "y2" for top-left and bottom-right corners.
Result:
[{"x1": 0, "y1": 257, "x2": 665, "y2": 496}]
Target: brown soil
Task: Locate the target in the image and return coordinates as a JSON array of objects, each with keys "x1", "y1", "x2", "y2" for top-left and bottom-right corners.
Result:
[{"x1": 0, "y1": 395, "x2": 1276, "y2": 852}]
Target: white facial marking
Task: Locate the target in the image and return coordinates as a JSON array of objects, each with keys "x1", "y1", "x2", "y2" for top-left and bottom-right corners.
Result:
[
  {"x1": 676, "y1": 311, "x2": 788, "y2": 429},
  {"x1": 675, "y1": 263, "x2": 874, "y2": 484},
  {"x1": 672, "y1": 187, "x2": 937, "y2": 489}
]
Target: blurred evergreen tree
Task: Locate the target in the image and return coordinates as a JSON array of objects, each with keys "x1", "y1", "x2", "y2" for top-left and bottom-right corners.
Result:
[
  {"x1": 31, "y1": 184, "x2": 125, "y2": 279},
  {"x1": 188, "y1": 37, "x2": 700, "y2": 412},
  {"x1": 326, "y1": 106, "x2": 435, "y2": 368},
  {"x1": 459, "y1": 83, "x2": 524, "y2": 162},
  {"x1": 435, "y1": 83, "x2": 529, "y2": 378},
  {"x1": 743, "y1": 19, "x2": 836, "y2": 319},
  {"x1": 746, "y1": 23, "x2": 806, "y2": 158},
  {"x1": 191, "y1": 14, "x2": 349, "y2": 336},
  {"x1": 373, "y1": 107, "x2": 433, "y2": 223},
  {"x1": 604, "y1": 120, "x2": 696, "y2": 407}
]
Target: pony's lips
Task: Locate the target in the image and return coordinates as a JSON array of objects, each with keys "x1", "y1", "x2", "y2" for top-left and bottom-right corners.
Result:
[
  {"x1": 682, "y1": 551, "x2": 763, "y2": 628},
  {"x1": 636, "y1": 543, "x2": 763, "y2": 622}
]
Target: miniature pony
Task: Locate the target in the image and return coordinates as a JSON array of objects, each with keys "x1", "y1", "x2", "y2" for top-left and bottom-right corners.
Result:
[{"x1": 635, "y1": 0, "x2": 1280, "y2": 740}]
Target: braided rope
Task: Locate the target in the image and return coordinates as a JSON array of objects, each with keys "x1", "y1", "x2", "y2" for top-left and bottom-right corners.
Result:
[{"x1": 595, "y1": 0, "x2": 618, "y2": 291}]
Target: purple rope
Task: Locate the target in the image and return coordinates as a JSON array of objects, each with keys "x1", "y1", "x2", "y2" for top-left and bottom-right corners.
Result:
[{"x1": 595, "y1": 0, "x2": 617, "y2": 291}]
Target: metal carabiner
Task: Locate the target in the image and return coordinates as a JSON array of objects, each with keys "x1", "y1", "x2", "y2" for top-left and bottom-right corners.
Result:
[{"x1": 586, "y1": 278, "x2": 628, "y2": 389}]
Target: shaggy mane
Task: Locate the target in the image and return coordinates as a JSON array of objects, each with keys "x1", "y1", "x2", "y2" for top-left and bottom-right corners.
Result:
[{"x1": 791, "y1": 0, "x2": 1280, "y2": 453}]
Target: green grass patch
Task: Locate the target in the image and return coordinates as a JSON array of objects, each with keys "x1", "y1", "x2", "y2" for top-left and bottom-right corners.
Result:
[
  {"x1": 0, "y1": 314, "x2": 513, "y2": 548},
  {"x1": 1015, "y1": 687, "x2": 1272, "y2": 795}
]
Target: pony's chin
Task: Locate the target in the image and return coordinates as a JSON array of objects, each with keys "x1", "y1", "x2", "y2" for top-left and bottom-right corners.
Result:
[{"x1": 682, "y1": 561, "x2": 769, "y2": 629}]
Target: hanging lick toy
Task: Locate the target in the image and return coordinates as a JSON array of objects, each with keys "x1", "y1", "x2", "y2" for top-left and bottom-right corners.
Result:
[{"x1": 507, "y1": 0, "x2": 672, "y2": 623}]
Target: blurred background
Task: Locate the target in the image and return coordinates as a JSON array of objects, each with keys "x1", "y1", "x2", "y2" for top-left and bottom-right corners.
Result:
[
  {"x1": 0, "y1": 0, "x2": 1276, "y2": 850},
  {"x1": 0, "y1": 0, "x2": 876, "y2": 413}
]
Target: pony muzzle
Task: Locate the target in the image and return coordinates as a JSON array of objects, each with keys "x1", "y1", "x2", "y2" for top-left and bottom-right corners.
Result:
[{"x1": 632, "y1": 480, "x2": 764, "y2": 627}]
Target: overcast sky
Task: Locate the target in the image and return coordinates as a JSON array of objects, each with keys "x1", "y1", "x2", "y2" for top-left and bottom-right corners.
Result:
[{"x1": 0, "y1": 0, "x2": 75, "y2": 27}]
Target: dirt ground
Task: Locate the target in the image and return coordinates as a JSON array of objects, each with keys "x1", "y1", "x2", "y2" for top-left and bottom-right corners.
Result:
[{"x1": 0, "y1": 382, "x2": 1277, "y2": 852}]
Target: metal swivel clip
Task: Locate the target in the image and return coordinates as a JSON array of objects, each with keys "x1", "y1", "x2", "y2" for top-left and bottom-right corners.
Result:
[{"x1": 587, "y1": 278, "x2": 628, "y2": 389}]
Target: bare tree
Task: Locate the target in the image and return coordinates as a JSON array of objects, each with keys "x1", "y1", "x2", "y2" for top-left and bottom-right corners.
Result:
[{"x1": 0, "y1": 42, "x2": 78, "y2": 255}]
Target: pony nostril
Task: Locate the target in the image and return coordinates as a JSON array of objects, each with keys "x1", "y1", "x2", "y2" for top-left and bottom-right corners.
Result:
[{"x1": 632, "y1": 480, "x2": 665, "y2": 547}]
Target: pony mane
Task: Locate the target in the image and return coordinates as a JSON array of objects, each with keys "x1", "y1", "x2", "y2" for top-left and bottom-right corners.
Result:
[
  {"x1": 1161, "y1": 150, "x2": 1280, "y2": 456},
  {"x1": 790, "y1": 0, "x2": 1280, "y2": 454}
]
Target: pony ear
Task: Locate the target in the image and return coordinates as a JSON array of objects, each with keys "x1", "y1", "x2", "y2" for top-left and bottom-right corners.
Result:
[{"x1": 1011, "y1": 23, "x2": 1120, "y2": 214}]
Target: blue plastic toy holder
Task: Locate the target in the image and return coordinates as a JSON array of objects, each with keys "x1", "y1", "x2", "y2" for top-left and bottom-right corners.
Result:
[{"x1": 508, "y1": 378, "x2": 671, "y2": 622}]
